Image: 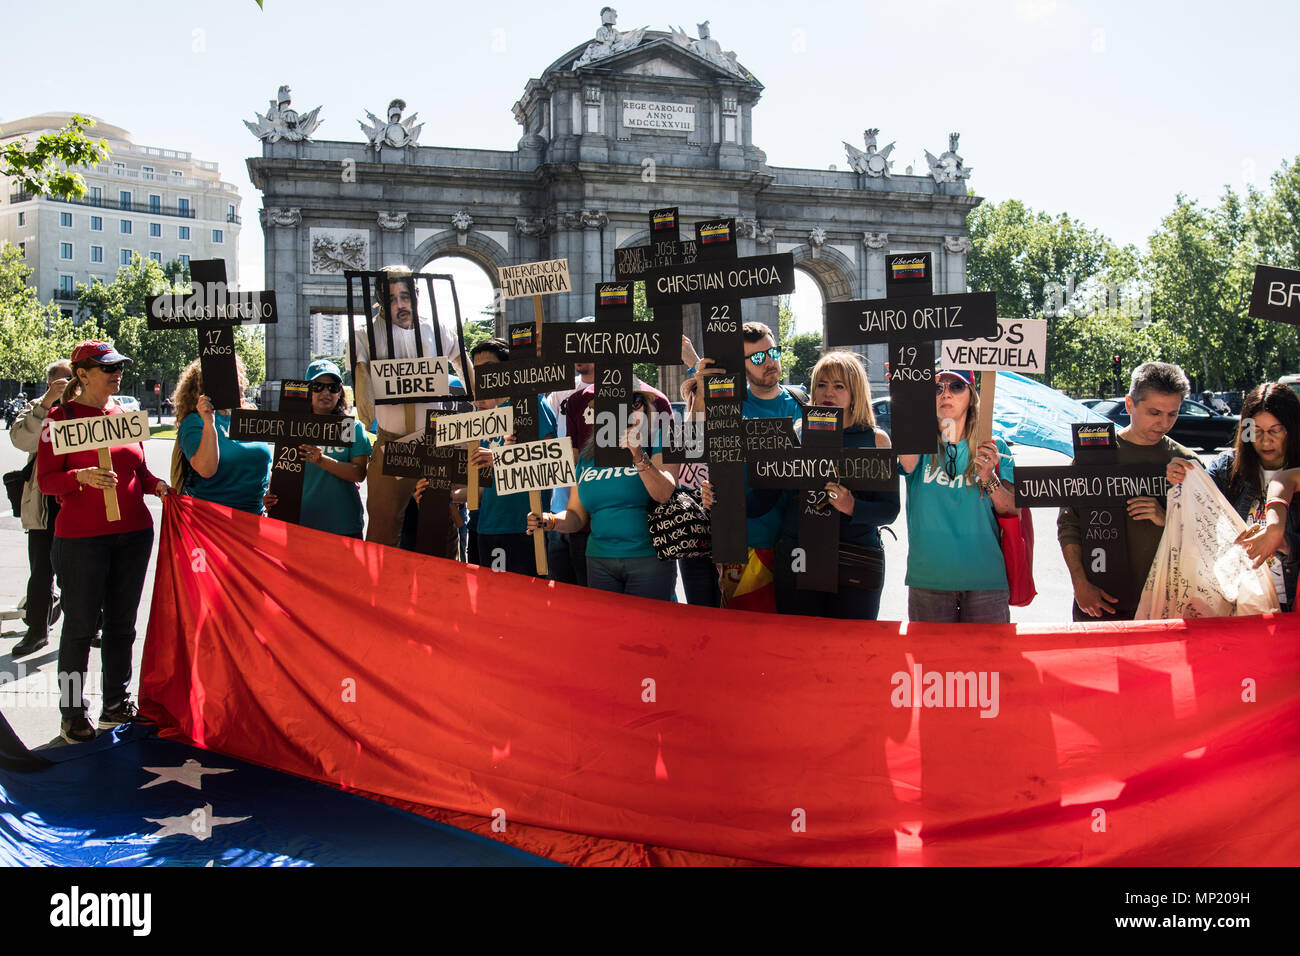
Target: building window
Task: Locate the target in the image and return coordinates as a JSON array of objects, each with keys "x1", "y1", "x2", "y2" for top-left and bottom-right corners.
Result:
[
  {"x1": 112, "y1": 161, "x2": 125, "y2": 173},
  {"x1": 89, "y1": 185, "x2": 101, "y2": 203},
  {"x1": 120, "y1": 220, "x2": 132, "y2": 235},
  {"x1": 119, "y1": 190, "x2": 131, "y2": 210},
  {"x1": 149, "y1": 251, "x2": 163, "y2": 264},
  {"x1": 172, "y1": 170, "x2": 184, "y2": 180},
  {"x1": 16, "y1": 212, "x2": 23, "y2": 226},
  {"x1": 59, "y1": 275, "x2": 74, "y2": 296},
  {"x1": 149, "y1": 222, "x2": 161, "y2": 237},
  {"x1": 228, "y1": 203, "x2": 236, "y2": 220},
  {"x1": 90, "y1": 245, "x2": 103, "y2": 263},
  {"x1": 17, "y1": 242, "x2": 24, "y2": 257},
  {"x1": 60, "y1": 242, "x2": 72, "y2": 260},
  {"x1": 149, "y1": 194, "x2": 161, "y2": 213},
  {"x1": 178, "y1": 225, "x2": 190, "y2": 240},
  {"x1": 90, "y1": 216, "x2": 102, "y2": 231},
  {"x1": 212, "y1": 229, "x2": 223, "y2": 244},
  {"x1": 120, "y1": 249, "x2": 133, "y2": 265},
  {"x1": 60, "y1": 211, "x2": 72, "y2": 227},
  {"x1": 60, "y1": 308, "x2": 74, "y2": 320},
  {"x1": 142, "y1": 166, "x2": 154, "y2": 180},
  {"x1": 177, "y1": 197, "x2": 191, "y2": 217},
  {"x1": 178, "y1": 254, "x2": 190, "y2": 268}
]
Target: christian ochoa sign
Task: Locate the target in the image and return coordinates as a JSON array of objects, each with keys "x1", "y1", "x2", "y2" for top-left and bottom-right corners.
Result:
[
  {"x1": 48, "y1": 409, "x2": 151, "y2": 522},
  {"x1": 145, "y1": 259, "x2": 277, "y2": 411}
]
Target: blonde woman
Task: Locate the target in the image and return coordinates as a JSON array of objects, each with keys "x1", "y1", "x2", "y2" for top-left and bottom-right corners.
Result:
[
  {"x1": 897, "y1": 370, "x2": 1017, "y2": 623},
  {"x1": 171, "y1": 357, "x2": 272, "y2": 515},
  {"x1": 743, "y1": 351, "x2": 898, "y2": 619}
]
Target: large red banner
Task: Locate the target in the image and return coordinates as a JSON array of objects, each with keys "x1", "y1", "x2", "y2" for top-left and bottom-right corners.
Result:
[{"x1": 142, "y1": 497, "x2": 1300, "y2": 866}]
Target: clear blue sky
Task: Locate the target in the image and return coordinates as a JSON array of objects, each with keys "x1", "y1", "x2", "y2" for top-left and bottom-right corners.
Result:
[{"x1": 3, "y1": 0, "x2": 1295, "y2": 333}]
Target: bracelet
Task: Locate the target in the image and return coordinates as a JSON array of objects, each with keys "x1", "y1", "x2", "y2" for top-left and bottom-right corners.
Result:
[
  {"x1": 544, "y1": 514, "x2": 556, "y2": 531},
  {"x1": 1266, "y1": 497, "x2": 1290, "y2": 512},
  {"x1": 685, "y1": 365, "x2": 697, "y2": 376},
  {"x1": 978, "y1": 474, "x2": 1001, "y2": 496}
]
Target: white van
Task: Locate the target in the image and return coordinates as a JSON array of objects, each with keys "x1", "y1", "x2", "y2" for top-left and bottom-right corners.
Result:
[{"x1": 1279, "y1": 375, "x2": 1300, "y2": 401}]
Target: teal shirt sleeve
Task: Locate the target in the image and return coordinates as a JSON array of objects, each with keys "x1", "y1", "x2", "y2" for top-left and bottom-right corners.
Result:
[
  {"x1": 349, "y1": 421, "x2": 373, "y2": 459},
  {"x1": 178, "y1": 412, "x2": 203, "y2": 460}
]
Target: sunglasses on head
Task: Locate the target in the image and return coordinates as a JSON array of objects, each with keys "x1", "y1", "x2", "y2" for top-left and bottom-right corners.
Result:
[
  {"x1": 747, "y1": 346, "x2": 783, "y2": 366},
  {"x1": 309, "y1": 382, "x2": 342, "y2": 394},
  {"x1": 94, "y1": 362, "x2": 125, "y2": 375},
  {"x1": 631, "y1": 394, "x2": 646, "y2": 410},
  {"x1": 936, "y1": 379, "x2": 968, "y2": 395}
]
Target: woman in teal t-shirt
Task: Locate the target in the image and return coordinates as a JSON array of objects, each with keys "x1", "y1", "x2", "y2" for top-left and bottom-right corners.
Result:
[
  {"x1": 172, "y1": 357, "x2": 272, "y2": 515},
  {"x1": 897, "y1": 369, "x2": 1018, "y2": 623},
  {"x1": 529, "y1": 389, "x2": 680, "y2": 600},
  {"x1": 262, "y1": 360, "x2": 372, "y2": 538}
]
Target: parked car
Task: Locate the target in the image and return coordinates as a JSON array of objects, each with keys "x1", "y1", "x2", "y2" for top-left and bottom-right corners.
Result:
[
  {"x1": 1077, "y1": 398, "x2": 1104, "y2": 409},
  {"x1": 1091, "y1": 398, "x2": 1238, "y2": 451},
  {"x1": 872, "y1": 397, "x2": 891, "y2": 438},
  {"x1": 113, "y1": 395, "x2": 141, "y2": 412}
]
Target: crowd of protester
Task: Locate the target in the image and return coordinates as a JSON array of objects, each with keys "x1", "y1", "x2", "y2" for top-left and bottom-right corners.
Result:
[{"x1": 10, "y1": 266, "x2": 1299, "y2": 743}]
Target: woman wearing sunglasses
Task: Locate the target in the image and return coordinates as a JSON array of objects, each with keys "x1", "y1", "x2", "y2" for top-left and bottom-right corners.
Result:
[
  {"x1": 262, "y1": 360, "x2": 372, "y2": 538},
  {"x1": 36, "y1": 340, "x2": 170, "y2": 744},
  {"x1": 172, "y1": 356, "x2": 272, "y2": 515},
  {"x1": 528, "y1": 389, "x2": 680, "y2": 600},
  {"x1": 896, "y1": 369, "x2": 1017, "y2": 623}
]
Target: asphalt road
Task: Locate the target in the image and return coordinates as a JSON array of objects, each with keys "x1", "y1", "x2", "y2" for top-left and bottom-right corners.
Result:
[{"x1": 0, "y1": 428, "x2": 1205, "y2": 751}]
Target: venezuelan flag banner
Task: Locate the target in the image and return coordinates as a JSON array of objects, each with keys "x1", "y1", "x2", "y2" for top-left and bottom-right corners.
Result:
[
  {"x1": 510, "y1": 326, "x2": 534, "y2": 348},
  {"x1": 807, "y1": 412, "x2": 838, "y2": 431},
  {"x1": 890, "y1": 261, "x2": 926, "y2": 280},
  {"x1": 707, "y1": 378, "x2": 736, "y2": 399},
  {"x1": 651, "y1": 210, "x2": 677, "y2": 231},
  {"x1": 700, "y1": 223, "x2": 731, "y2": 244},
  {"x1": 282, "y1": 382, "x2": 310, "y2": 404},
  {"x1": 599, "y1": 286, "x2": 629, "y2": 307},
  {"x1": 140, "y1": 497, "x2": 1300, "y2": 867}
]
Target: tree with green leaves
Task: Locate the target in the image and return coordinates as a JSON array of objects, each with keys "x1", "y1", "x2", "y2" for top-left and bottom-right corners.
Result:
[
  {"x1": 0, "y1": 244, "x2": 105, "y2": 385},
  {"x1": 1, "y1": 115, "x2": 110, "y2": 199}
]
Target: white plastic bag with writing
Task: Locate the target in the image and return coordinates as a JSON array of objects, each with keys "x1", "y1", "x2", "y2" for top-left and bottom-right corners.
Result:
[{"x1": 1137, "y1": 467, "x2": 1279, "y2": 619}]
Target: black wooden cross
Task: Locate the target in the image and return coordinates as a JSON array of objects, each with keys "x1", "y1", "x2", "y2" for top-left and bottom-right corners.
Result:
[
  {"x1": 145, "y1": 258, "x2": 277, "y2": 410},
  {"x1": 746, "y1": 405, "x2": 897, "y2": 592},
  {"x1": 824, "y1": 252, "x2": 998, "y2": 454},
  {"x1": 379, "y1": 409, "x2": 475, "y2": 558},
  {"x1": 227, "y1": 379, "x2": 354, "y2": 525},
  {"x1": 642, "y1": 231, "x2": 797, "y2": 564}
]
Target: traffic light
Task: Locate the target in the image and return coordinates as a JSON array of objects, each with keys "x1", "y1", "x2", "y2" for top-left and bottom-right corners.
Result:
[
  {"x1": 145, "y1": 379, "x2": 158, "y2": 393},
  {"x1": 1111, "y1": 355, "x2": 1121, "y2": 375}
]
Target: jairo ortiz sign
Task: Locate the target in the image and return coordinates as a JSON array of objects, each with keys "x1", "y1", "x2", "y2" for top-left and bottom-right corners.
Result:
[
  {"x1": 826, "y1": 291, "x2": 998, "y2": 345},
  {"x1": 369, "y1": 356, "x2": 453, "y2": 403},
  {"x1": 433, "y1": 406, "x2": 513, "y2": 446},
  {"x1": 498, "y1": 259, "x2": 571, "y2": 300},
  {"x1": 49, "y1": 410, "x2": 150, "y2": 455},
  {"x1": 644, "y1": 254, "x2": 796, "y2": 306},
  {"x1": 622, "y1": 100, "x2": 695, "y2": 132},
  {"x1": 940, "y1": 318, "x2": 1047, "y2": 374},
  {"x1": 228, "y1": 410, "x2": 354, "y2": 446},
  {"x1": 492, "y1": 437, "x2": 577, "y2": 496}
]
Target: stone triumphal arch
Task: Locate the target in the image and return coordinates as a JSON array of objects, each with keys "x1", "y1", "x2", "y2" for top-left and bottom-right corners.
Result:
[{"x1": 248, "y1": 10, "x2": 980, "y2": 392}]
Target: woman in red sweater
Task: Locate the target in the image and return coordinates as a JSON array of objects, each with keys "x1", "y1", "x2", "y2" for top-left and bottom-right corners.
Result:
[{"x1": 37, "y1": 340, "x2": 170, "y2": 744}]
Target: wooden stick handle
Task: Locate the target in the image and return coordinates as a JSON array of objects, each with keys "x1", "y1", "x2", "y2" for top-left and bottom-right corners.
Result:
[
  {"x1": 530, "y1": 490, "x2": 548, "y2": 576},
  {"x1": 99, "y1": 447, "x2": 121, "y2": 522},
  {"x1": 467, "y1": 448, "x2": 480, "y2": 509},
  {"x1": 532, "y1": 295, "x2": 545, "y2": 346},
  {"x1": 977, "y1": 371, "x2": 997, "y2": 447}
]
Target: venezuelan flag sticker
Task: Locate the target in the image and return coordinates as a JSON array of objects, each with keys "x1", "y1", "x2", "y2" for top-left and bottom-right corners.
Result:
[
  {"x1": 652, "y1": 209, "x2": 677, "y2": 231},
  {"x1": 700, "y1": 222, "x2": 731, "y2": 244},
  {"x1": 1077, "y1": 426, "x2": 1111, "y2": 445},
  {"x1": 807, "y1": 411, "x2": 838, "y2": 431},
  {"x1": 510, "y1": 326, "x2": 534, "y2": 347},
  {"x1": 890, "y1": 261, "x2": 927, "y2": 280},
  {"x1": 599, "y1": 286, "x2": 630, "y2": 307},
  {"x1": 707, "y1": 378, "x2": 736, "y2": 399},
  {"x1": 284, "y1": 382, "x2": 310, "y2": 403}
]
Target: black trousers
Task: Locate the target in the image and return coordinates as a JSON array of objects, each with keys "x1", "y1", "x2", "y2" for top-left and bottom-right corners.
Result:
[
  {"x1": 51, "y1": 528, "x2": 153, "y2": 718},
  {"x1": 23, "y1": 498, "x2": 59, "y2": 634}
]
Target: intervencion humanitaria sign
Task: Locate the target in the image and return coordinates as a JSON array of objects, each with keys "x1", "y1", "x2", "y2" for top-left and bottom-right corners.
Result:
[{"x1": 622, "y1": 100, "x2": 695, "y2": 132}]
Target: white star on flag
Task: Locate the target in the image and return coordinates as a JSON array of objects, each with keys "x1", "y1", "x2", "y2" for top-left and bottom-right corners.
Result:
[
  {"x1": 144, "y1": 803, "x2": 249, "y2": 842},
  {"x1": 139, "y1": 759, "x2": 233, "y2": 791}
]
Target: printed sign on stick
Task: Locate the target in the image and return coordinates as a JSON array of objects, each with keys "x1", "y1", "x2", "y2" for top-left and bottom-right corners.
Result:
[{"x1": 48, "y1": 409, "x2": 151, "y2": 522}]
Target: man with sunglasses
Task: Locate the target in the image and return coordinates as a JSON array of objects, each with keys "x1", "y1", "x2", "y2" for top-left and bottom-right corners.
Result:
[{"x1": 739, "y1": 323, "x2": 806, "y2": 555}]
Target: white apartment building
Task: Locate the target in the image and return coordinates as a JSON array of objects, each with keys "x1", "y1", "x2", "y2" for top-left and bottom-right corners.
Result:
[
  {"x1": 0, "y1": 112, "x2": 241, "y2": 317},
  {"x1": 310, "y1": 312, "x2": 345, "y2": 359}
]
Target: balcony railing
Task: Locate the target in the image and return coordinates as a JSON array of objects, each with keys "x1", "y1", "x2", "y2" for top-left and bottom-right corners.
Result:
[
  {"x1": 9, "y1": 191, "x2": 33, "y2": 204},
  {"x1": 227, "y1": 212, "x2": 241, "y2": 224},
  {"x1": 48, "y1": 193, "x2": 195, "y2": 219},
  {"x1": 52, "y1": 287, "x2": 77, "y2": 301}
]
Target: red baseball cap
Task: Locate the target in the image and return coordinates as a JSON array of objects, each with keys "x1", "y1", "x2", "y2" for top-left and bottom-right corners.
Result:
[{"x1": 71, "y1": 340, "x2": 133, "y2": 365}]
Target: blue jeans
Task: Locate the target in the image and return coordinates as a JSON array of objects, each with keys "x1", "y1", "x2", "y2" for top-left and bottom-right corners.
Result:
[
  {"x1": 548, "y1": 529, "x2": 589, "y2": 586},
  {"x1": 51, "y1": 527, "x2": 154, "y2": 718},
  {"x1": 908, "y1": 587, "x2": 1010, "y2": 624},
  {"x1": 586, "y1": 554, "x2": 676, "y2": 601}
]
